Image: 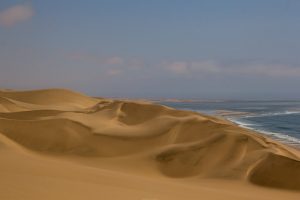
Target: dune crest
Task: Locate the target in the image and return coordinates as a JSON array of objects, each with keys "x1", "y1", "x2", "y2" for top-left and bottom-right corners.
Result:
[{"x1": 0, "y1": 88, "x2": 300, "y2": 199}]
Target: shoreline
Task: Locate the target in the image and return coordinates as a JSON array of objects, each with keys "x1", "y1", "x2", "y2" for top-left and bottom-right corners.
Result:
[
  {"x1": 157, "y1": 104, "x2": 300, "y2": 150},
  {"x1": 223, "y1": 116, "x2": 300, "y2": 151},
  {"x1": 228, "y1": 117, "x2": 300, "y2": 149}
]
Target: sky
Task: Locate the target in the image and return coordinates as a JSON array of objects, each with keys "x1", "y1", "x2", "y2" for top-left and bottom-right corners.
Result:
[{"x1": 0, "y1": 0, "x2": 300, "y2": 100}]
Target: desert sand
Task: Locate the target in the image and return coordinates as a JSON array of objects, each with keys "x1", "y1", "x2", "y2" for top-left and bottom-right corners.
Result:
[{"x1": 0, "y1": 88, "x2": 299, "y2": 200}]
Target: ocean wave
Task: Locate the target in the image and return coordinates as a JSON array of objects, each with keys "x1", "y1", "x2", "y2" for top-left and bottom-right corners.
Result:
[
  {"x1": 241, "y1": 110, "x2": 300, "y2": 118},
  {"x1": 228, "y1": 118, "x2": 300, "y2": 146},
  {"x1": 227, "y1": 119, "x2": 259, "y2": 127}
]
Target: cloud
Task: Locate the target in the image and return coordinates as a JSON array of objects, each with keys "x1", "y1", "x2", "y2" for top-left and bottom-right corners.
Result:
[
  {"x1": 190, "y1": 61, "x2": 221, "y2": 73},
  {"x1": 105, "y1": 56, "x2": 124, "y2": 65},
  {"x1": 163, "y1": 61, "x2": 189, "y2": 74},
  {"x1": 67, "y1": 52, "x2": 300, "y2": 79},
  {"x1": 162, "y1": 60, "x2": 300, "y2": 77},
  {"x1": 66, "y1": 53, "x2": 146, "y2": 73},
  {"x1": 67, "y1": 53, "x2": 124, "y2": 66},
  {"x1": 163, "y1": 60, "x2": 220, "y2": 75},
  {"x1": 106, "y1": 69, "x2": 123, "y2": 76},
  {"x1": 66, "y1": 53, "x2": 147, "y2": 78},
  {"x1": 127, "y1": 58, "x2": 145, "y2": 70},
  {"x1": 0, "y1": 4, "x2": 34, "y2": 27},
  {"x1": 230, "y1": 64, "x2": 300, "y2": 77}
]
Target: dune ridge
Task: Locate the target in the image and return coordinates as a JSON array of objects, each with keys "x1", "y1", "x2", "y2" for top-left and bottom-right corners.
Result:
[{"x1": 0, "y1": 88, "x2": 300, "y2": 199}]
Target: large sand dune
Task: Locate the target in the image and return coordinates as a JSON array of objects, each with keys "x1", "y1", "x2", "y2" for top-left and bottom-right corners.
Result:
[{"x1": 0, "y1": 88, "x2": 299, "y2": 199}]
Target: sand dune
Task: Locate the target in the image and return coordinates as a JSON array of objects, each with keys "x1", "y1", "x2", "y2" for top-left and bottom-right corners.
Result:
[{"x1": 0, "y1": 88, "x2": 299, "y2": 199}]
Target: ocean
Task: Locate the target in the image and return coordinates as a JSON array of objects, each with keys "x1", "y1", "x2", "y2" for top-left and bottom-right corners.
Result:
[{"x1": 160, "y1": 101, "x2": 300, "y2": 147}]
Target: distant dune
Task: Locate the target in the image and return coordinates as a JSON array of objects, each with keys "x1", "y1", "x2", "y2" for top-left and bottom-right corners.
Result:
[{"x1": 0, "y1": 88, "x2": 299, "y2": 200}]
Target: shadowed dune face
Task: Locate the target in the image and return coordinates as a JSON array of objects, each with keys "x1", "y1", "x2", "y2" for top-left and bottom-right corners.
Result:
[
  {"x1": 0, "y1": 88, "x2": 300, "y2": 191},
  {"x1": 249, "y1": 153, "x2": 300, "y2": 190}
]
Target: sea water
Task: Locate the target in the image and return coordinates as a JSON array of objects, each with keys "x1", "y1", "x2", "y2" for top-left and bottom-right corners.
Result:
[{"x1": 160, "y1": 101, "x2": 300, "y2": 147}]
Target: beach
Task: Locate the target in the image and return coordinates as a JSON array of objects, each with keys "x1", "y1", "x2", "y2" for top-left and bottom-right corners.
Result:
[{"x1": 0, "y1": 88, "x2": 300, "y2": 200}]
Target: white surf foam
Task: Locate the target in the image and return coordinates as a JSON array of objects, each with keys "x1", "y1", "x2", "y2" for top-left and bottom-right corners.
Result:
[
  {"x1": 228, "y1": 118, "x2": 300, "y2": 146},
  {"x1": 241, "y1": 111, "x2": 300, "y2": 118}
]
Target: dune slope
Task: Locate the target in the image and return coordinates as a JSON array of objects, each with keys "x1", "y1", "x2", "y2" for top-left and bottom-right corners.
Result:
[{"x1": 0, "y1": 88, "x2": 299, "y2": 199}]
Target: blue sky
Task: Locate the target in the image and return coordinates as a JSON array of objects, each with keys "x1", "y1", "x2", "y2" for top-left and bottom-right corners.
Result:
[{"x1": 1, "y1": 0, "x2": 300, "y2": 99}]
